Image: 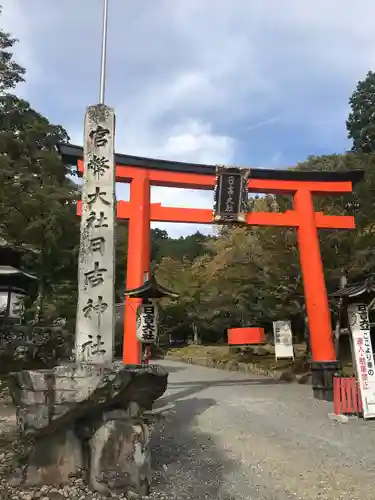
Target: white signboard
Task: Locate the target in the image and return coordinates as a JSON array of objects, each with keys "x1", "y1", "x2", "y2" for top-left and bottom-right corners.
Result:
[
  {"x1": 348, "y1": 303, "x2": 375, "y2": 419},
  {"x1": 136, "y1": 302, "x2": 158, "y2": 344},
  {"x1": 273, "y1": 320, "x2": 294, "y2": 360}
]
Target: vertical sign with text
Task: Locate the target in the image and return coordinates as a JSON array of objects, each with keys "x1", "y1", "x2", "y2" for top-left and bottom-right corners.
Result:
[
  {"x1": 348, "y1": 302, "x2": 375, "y2": 419},
  {"x1": 213, "y1": 166, "x2": 249, "y2": 223},
  {"x1": 273, "y1": 320, "x2": 294, "y2": 360},
  {"x1": 75, "y1": 104, "x2": 116, "y2": 364}
]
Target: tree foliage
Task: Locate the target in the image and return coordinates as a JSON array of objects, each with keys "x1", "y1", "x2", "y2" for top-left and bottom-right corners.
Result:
[
  {"x1": 2, "y1": 12, "x2": 375, "y2": 350},
  {"x1": 347, "y1": 71, "x2": 375, "y2": 153},
  {"x1": 0, "y1": 21, "x2": 79, "y2": 323},
  {"x1": 0, "y1": 8, "x2": 25, "y2": 92},
  {"x1": 156, "y1": 152, "x2": 375, "y2": 344}
]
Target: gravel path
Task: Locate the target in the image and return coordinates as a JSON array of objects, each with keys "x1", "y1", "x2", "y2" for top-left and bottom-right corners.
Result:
[
  {"x1": 149, "y1": 360, "x2": 375, "y2": 500},
  {"x1": 2, "y1": 361, "x2": 375, "y2": 499}
]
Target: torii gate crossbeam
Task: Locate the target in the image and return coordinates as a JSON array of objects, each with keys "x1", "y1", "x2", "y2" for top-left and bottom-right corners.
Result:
[{"x1": 60, "y1": 143, "x2": 364, "y2": 400}]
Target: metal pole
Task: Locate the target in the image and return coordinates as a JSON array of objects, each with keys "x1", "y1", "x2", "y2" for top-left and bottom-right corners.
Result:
[{"x1": 99, "y1": 0, "x2": 109, "y2": 104}]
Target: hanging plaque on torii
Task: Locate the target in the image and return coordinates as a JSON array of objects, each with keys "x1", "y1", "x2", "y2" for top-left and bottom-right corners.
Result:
[{"x1": 213, "y1": 165, "x2": 249, "y2": 223}]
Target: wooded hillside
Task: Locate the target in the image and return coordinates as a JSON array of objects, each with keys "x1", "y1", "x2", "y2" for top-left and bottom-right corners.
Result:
[{"x1": 1, "y1": 11, "x2": 375, "y2": 346}]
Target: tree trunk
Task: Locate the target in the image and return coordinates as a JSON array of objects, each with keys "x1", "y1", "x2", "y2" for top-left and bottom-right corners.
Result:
[
  {"x1": 33, "y1": 279, "x2": 44, "y2": 324},
  {"x1": 193, "y1": 323, "x2": 200, "y2": 345}
]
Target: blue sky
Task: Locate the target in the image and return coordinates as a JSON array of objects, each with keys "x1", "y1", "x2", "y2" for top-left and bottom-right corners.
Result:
[{"x1": 2, "y1": 0, "x2": 375, "y2": 237}]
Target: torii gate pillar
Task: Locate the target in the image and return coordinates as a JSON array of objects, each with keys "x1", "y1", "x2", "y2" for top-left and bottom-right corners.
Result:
[
  {"x1": 294, "y1": 189, "x2": 336, "y2": 362},
  {"x1": 123, "y1": 171, "x2": 151, "y2": 364},
  {"x1": 294, "y1": 189, "x2": 340, "y2": 399}
]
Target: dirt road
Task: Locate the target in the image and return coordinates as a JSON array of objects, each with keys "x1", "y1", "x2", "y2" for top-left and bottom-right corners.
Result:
[{"x1": 150, "y1": 360, "x2": 375, "y2": 500}]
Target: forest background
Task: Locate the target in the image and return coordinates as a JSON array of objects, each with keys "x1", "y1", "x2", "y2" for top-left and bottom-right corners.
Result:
[{"x1": 1, "y1": 9, "x2": 375, "y2": 353}]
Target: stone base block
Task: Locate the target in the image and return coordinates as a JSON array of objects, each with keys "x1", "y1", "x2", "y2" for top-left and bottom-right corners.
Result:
[{"x1": 7, "y1": 363, "x2": 168, "y2": 495}]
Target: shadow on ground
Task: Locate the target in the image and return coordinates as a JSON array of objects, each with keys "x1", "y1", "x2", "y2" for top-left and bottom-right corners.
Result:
[
  {"x1": 151, "y1": 397, "x2": 238, "y2": 499},
  {"x1": 155, "y1": 369, "x2": 282, "y2": 411},
  {"x1": 149, "y1": 368, "x2": 283, "y2": 498}
]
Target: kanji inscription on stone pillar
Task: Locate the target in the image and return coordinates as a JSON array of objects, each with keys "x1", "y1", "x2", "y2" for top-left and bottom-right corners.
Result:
[{"x1": 75, "y1": 104, "x2": 116, "y2": 363}]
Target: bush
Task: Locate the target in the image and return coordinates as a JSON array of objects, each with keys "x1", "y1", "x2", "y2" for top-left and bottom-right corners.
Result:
[{"x1": 0, "y1": 324, "x2": 74, "y2": 373}]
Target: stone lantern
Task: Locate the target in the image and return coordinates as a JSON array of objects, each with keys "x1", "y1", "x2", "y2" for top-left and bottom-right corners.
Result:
[
  {"x1": 0, "y1": 238, "x2": 38, "y2": 324},
  {"x1": 124, "y1": 275, "x2": 178, "y2": 361}
]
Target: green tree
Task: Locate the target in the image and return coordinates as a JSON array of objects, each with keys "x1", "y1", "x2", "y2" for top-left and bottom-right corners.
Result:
[
  {"x1": 153, "y1": 155, "x2": 374, "y2": 346},
  {"x1": 115, "y1": 221, "x2": 128, "y2": 300},
  {"x1": 347, "y1": 71, "x2": 375, "y2": 153},
  {"x1": 0, "y1": 94, "x2": 79, "y2": 322},
  {"x1": 156, "y1": 255, "x2": 214, "y2": 344},
  {"x1": 0, "y1": 8, "x2": 25, "y2": 92},
  {"x1": 198, "y1": 202, "x2": 303, "y2": 336},
  {"x1": 296, "y1": 153, "x2": 375, "y2": 284},
  {"x1": 151, "y1": 230, "x2": 211, "y2": 263},
  {"x1": 150, "y1": 228, "x2": 169, "y2": 263},
  {"x1": 0, "y1": 11, "x2": 79, "y2": 324}
]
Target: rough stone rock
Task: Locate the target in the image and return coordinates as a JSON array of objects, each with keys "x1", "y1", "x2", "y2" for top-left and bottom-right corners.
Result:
[
  {"x1": 244, "y1": 345, "x2": 269, "y2": 356},
  {"x1": 328, "y1": 412, "x2": 349, "y2": 423},
  {"x1": 22, "y1": 428, "x2": 83, "y2": 486},
  {"x1": 89, "y1": 414, "x2": 151, "y2": 496},
  {"x1": 278, "y1": 371, "x2": 296, "y2": 382},
  {"x1": 296, "y1": 372, "x2": 312, "y2": 384},
  {"x1": 6, "y1": 363, "x2": 168, "y2": 496}
]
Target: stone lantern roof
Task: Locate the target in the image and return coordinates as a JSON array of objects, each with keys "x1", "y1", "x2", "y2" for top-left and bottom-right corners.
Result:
[
  {"x1": 124, "y1": 275, "x2": 178, "y2": 300},
  {"x1": 331, "y1": 274, "x2": 375, "y2": 301},
  {"x1": 0, "y1": 265, "x2": 38, "y2": 288},
  {"x1": 0, "y1": 237, "x2": 38, "y2": 292}
]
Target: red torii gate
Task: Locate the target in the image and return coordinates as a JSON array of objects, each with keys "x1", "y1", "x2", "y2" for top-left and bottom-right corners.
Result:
[{"x1": 60, "y1": 143, "x2": 363, "y2": 397}]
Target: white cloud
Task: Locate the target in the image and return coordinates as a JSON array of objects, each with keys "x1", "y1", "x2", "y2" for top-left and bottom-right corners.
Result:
[{"x1": 3, "y1": 0, "x2": 375, "y2": 237}]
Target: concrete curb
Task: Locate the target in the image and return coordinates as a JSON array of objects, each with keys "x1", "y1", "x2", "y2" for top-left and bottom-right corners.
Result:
[{"x1": 165, "y1": 354, "x2": 311, "y2": 384}]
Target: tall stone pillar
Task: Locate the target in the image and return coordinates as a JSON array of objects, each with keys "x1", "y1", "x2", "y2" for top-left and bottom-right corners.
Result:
[{"x1": 75, "y1": 104, "x2": 116, "y2": 364}]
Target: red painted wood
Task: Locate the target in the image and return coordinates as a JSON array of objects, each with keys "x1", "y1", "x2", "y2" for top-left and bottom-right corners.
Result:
[
  {"x1": 333, "y1": 376, "x2": 363, "y2": 416},
  {"x1": 227, "y1": 327, "x2": 265, "y2": 345},
  {"x1": 77, "y1": 201, "x2": 355, "y2": 229},
  {"x1": 77, "y1": 160, "x2": 354, "y2": 194},
  {"x1": 123, "y1": 172, "x2": 151, "y2": 365},
  {"x1": 294, "y1": 189, "x2": 336, "y2": 362}
]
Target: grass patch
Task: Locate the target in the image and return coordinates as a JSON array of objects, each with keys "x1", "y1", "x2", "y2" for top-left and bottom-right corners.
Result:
[
  {"x1": 166, "y1": 344, "x2": 355, "y2": 376},
  {"x1": 166, "y1": 344, "x2": 311, "y2": 374}
]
